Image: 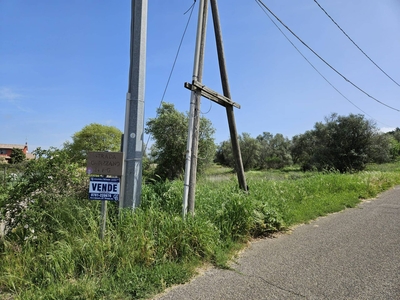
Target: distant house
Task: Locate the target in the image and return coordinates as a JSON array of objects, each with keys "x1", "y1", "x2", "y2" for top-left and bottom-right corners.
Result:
[{"x1": 0, "y1": 143, "x2": 35, "y2": 162}]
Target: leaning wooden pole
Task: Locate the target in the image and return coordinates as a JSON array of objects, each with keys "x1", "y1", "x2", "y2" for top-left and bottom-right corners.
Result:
[{"x1": 210, "y1": 0, "x2": 248, "y2": 191}]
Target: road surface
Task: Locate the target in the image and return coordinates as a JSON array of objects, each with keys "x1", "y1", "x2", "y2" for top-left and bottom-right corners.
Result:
[{"x1": 155, "y1": 186, "x2": 400, "y2": 299}]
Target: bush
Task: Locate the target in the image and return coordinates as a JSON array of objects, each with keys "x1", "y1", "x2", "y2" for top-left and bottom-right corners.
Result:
[
  {"x1": 215, "y1": 132, "x2": 292, "y2": 171},
  {"x1": 291, "y1": 113, "x2": 381, "y2": 172},
  {"x1": 1, "y1": 148, "x2": 88, "y2": 241}
]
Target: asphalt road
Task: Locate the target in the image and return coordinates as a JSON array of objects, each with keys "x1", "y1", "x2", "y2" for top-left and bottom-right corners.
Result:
[{"x1": 155, "y1": 186, "x2": 400, "y2": 299}]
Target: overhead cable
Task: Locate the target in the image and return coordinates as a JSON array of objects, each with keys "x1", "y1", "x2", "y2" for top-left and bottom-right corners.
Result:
[
  {"x1": 255, "y1": 1, "x2": 391, "y2": 127},
  {"x1": 158, "y1": 1, "x2": 197, "y2": 109},
  {"x1": 313, "y1": 0, "x2": 400, "y2": 88},
  {"x1": 144, "y1": 1, "x2": 197, "y2": 153},
  {"x1": 255, "y1": 0, "x2": 400, "y2": 112}
]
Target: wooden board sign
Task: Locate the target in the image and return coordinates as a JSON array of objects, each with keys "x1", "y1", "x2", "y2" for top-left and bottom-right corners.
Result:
[{"x1": 86, "y1": 152, "x2": 123, "y2": 176}]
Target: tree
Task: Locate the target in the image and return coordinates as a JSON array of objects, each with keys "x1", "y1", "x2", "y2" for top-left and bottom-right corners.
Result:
[
  {"x1": 292, "y1": 113, "x2": 379, "y2": 172},
  {"x1": 386, "y1": 128, "x2": 400, "y2": 160},
  {"x1": 368, "y1": 133, "x2": 391, "y2": 164},
  {"x1": 216, "y1": 133, "x2": 260, "y2": 171},
  {"x1": 388, "y1": 136, "x2": 400, "y2": 160},
  {"x1": 145, "y1": 102, "x2": 216, "y2": 180},
  {"x1": 216, "y1": 132, "x2": 292, "y2": 171},
  {"x1": 215, "y1": 140, "x2": 235, "y2": 168},
  {"x1": 387, "y1": 127, "x2": 400, "y2": 143},
  {"x1": 291, "y1": 131, "x2": 316, "y2": 166},
  {"x1": 238, "y1": 133, "x2": 260, "y2": 171},
  {"x1": 64, "y1": 123, "x2": 122, "y2": 163},
  {"x1": 256, "y1": 132, "x2": 292, "y2": 169},
  {"x1": 9, "y1": 148, "x2": 25, "y2": 164}
]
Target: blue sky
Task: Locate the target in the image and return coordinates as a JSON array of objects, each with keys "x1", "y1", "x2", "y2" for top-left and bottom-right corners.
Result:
[{"x1": 1, "y1": 0, "x2": 399, "y2": 153}]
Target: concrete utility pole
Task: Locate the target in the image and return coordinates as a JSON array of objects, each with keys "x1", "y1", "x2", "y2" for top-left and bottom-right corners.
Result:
[{"x1": 120, "y1": 0, "x2": 148, "y2": 209}]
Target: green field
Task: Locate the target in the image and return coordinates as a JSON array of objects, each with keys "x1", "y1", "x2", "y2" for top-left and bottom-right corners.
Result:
[{"x1": 1, "y1": 162, "x2": 400, "y2": 299}]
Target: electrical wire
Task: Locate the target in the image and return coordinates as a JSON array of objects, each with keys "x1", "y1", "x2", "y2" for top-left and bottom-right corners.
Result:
[
  {"x1": 255, "y1": 0, "x2": 400, "y2": 113},
  {"x1": 157, "y1": 2, "x2": 197, "y2": 111},
  {"x1": 200, "y1": 100, "x2": 213, "y2": 114},
  {"x1": 313, "y1": 0, "x2": 400, "y2": 88},
  {"x1": 184, "y1": 0, "x2": 196, "y2": 15},
  {"x1": 144, "y1": 1, "x2": 197, "y2": 153},
  {"x1": 255, "y1": 0, "x2": 392, "y2": 127}
]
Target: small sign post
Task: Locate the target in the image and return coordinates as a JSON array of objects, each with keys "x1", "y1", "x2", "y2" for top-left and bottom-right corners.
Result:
[
  {"x1": 86, "y1": 151, "x2": 123, "y2": 239},
  {"x1": 88, "y1": 177, "x2": 121, "y2": 239}
]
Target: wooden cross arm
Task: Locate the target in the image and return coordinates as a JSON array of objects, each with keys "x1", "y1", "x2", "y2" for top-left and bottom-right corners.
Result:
[{"x1": 184, "y1": 80, "x2": 241, "y2": 109}]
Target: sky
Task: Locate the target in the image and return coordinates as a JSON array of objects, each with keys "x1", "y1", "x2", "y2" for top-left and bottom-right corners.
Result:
[{"x1": 1, "y1": 0, "x2": 399, "y2": 153}]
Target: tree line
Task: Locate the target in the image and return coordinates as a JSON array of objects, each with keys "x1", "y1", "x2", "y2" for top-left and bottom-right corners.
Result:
[
  {"x1": 29, "y1": 102, "x2": 399, "y2": 180},
  {"x1": 217, "y1": 113, "x2": 400, "y2": 173}
]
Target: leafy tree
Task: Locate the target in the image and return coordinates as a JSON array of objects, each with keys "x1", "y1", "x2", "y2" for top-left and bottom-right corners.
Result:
[
  {"x1": 215, "y1": 140, "x2": 235, "y2": 168},
  {"x1": 256, "y1": 132, "x2": 292, "y2": 169},
  {"x1": 290, "y1": 131, "x2": 316, "y2": 166},
  {"x1": 215, "y1": 133, "x2": 260, "y2": 171},
  {"x1": 385, "y1": 128, "x2": 400, "y2": 160},
  {"x1": 9, "y1": 148, "x2": 25, "y2": 164},
  {"x1": 216, "y1": 132, "x2": 292, "y2": 171},
  {"x1": 368, "y1": 133, "x2": 391, "y2": 164},
  {"x1": 64, "y1": 123, "x2": 122, "y2": 163},
  {"x1": 256, "y1": 132, "x2": 273, "y2": 169},
  {"x1": 386, "y1": 127, "x2": 400, "y2": 142},
  {"x1": 292, "y1": 113, "x2": 380, "y2": 172},
  {"x1": 145, "y1": 102, "x2": 216, "y2": 180},
  {"x1": 238, "y1": 133, "x2": 260, "y2": 171},
  {"x1": 387, "y1": 136, "x2": 400, "y2": 160}
]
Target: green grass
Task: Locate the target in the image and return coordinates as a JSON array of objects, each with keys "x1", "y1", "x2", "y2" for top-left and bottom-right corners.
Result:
[
  {"x1": 365, "y1": 161, "x2": 400, "y2": 172},
  {"x1": 1, "y1": 162, "x2": 400, "y2": 299}
]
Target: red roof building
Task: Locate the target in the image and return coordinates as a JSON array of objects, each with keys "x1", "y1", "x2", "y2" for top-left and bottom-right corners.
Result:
[{"x1": 0, "y1": 143, "x2": 35, "y2": 162}]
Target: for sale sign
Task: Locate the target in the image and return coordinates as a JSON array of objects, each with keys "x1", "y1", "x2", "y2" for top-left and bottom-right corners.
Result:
[{"x1": 89, "y1": 177, "x2": 120, "y2": 201}]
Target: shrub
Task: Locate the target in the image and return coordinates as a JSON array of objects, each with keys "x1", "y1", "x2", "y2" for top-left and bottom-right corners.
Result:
[{"x1": 1, "y1": 148, "x2": 88, "y2": 241}]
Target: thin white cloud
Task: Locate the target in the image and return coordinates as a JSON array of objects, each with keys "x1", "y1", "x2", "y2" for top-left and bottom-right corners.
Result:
[
  {"x1": 0, "y1": 87, "x2": 22, "y2": 102},
  {"x1": 0, "y1": 86, "x2": 34, "y2": 113}
]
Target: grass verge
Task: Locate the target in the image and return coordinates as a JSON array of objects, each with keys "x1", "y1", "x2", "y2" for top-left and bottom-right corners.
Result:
[{"x1": 1, "y1": 163, "x2": 400, "y2": 299}]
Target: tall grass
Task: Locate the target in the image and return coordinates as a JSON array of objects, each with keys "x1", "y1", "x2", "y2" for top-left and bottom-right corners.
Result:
[{"x1": 1, "y1": 163, "x2": 400, "y2": 299}]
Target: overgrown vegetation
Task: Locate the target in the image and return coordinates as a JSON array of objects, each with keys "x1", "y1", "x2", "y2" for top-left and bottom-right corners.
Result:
[
  {"x1": 1, "y1": 112, "x2": 399, "y2": 298},
  {"x1": 1, "y1": 147, "x2": 400, "y2": 299},
  {"x1": 215, "y1": 132, "x2": 292, "y2": 171},
  {"x1": 215, "y1": 114, "x2": 400, "y2": 173}
]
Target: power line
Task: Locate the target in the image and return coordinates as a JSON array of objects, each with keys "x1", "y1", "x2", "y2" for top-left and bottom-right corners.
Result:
[
  {"x1": 144, "y1": 1, "x2": 197, "y2": 153},
  {"x1": 255, "y1": 0, "x2": 400, "y2": 113},
  {"x1": 313, "y1": 0, "x2": 400, "y2": 88},
  {"x1": 157, "y1": 1, "x2": 197, "y2": 109},
  {"x1": 255, "y1": 1, "x2": 392, "y2": 127}
]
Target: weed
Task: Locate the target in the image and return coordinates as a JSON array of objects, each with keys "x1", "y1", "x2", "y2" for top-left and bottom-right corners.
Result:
[{"x1": 1, "y1": 157, "x2": 400, "y2": 299}]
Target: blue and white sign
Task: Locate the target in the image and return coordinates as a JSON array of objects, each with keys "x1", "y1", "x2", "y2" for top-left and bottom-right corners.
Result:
[{"x1": 89, "y1": 177, "x2": 120, "y2": 201}]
